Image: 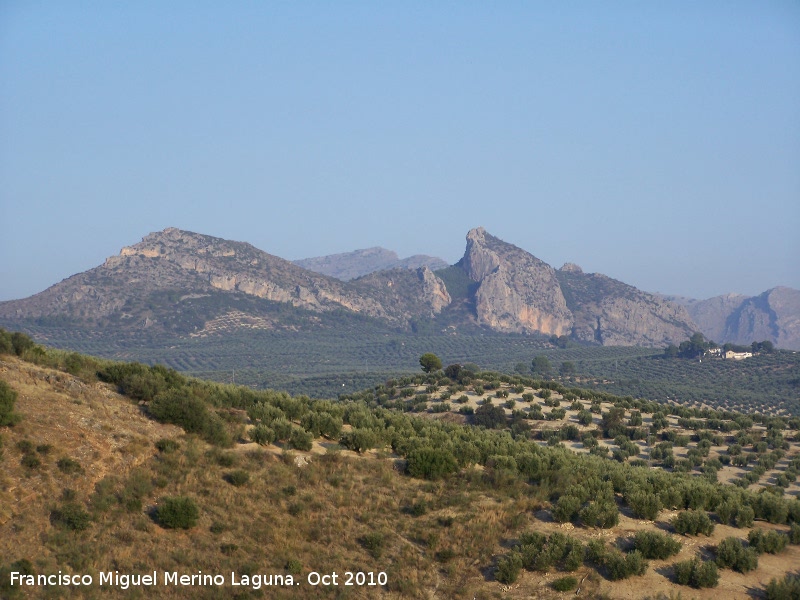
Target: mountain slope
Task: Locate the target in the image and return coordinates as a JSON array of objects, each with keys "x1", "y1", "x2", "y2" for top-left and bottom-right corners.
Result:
[
  {"x1": 680, "y1": 287, "x2": 800, "y2": 350},
  {"x1": 294, "y1": 247, "x2": 447, "y2": 280},
  {"x1": 443, "y1": 228, "x2": 696, "y2": 346},
  {"x1": 0, "y1": 228, "x2": 450, "y2": 333}
]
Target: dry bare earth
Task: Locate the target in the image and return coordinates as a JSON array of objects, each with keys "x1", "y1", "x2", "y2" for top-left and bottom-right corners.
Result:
[{"x1": 1, "y1": 357, "x2": 798, "y2": 599}]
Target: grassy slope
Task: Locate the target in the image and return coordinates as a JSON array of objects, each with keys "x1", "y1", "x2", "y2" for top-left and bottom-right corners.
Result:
[{"x1": 2, "y1": 352, "x2": 800, "y2": 599}]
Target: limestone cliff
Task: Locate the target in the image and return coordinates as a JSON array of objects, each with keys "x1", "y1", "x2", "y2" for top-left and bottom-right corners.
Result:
[
  {"x1": 461, "y1": 228, "x2": 572, "y2": 335},
  {"x1": 447, "y1": 228, "x2": 696, "y2": 346}
]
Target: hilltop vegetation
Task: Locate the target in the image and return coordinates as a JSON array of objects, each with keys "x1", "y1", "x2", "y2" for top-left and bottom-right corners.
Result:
[{"x1": 1, "y1": 332, "x2": 799, "y2": 598}]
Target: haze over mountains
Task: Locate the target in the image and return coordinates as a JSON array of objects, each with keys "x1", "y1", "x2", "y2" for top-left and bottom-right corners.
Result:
[{"x1": 1, "y1": 227, "x2": 798, "y2": 349}]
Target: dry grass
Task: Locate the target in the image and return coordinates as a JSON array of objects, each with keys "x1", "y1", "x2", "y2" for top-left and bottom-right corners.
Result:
[{"x1": 1, "y1": 356, "x2": 798, "y2": 599}]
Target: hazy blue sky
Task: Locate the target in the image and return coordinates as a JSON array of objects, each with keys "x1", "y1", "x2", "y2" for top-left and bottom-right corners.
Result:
[{"x1": 2, "y1": 2, "x2": 798, "y2": 301}]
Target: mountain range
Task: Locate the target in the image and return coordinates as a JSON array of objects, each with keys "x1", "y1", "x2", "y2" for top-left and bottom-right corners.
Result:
[{"x1": 1, "y1": 227, "x2": 797, "y2": 349}]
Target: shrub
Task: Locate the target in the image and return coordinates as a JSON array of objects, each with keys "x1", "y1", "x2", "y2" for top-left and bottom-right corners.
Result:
[
  {"x1": 672, "y1": 510, "x2": 715, "y2": 536},
  {"x1": 0, "y1": 380, "x2": 21, "y2": 426},
  {"x1": 339, "y1": 428, "x2": 379, "y2": 453},
  {"x1": 674, "y1": 558, "x2": 719, "y2": 588},
  {"x1": 553, "y1": 495, "x2": 582, "y2": 523},
  {"x1": 789, "y1": 522, "x2": 800, "y2": 545},
  {"x1": 628, "y1": 491, "x2": 662, "y2": 521},
  {"x1": 495, "y1": 552, "x2": 523, "y2": 584},
  {"x1": 56, "y1": 457, "x2": 83, "y2": 475},
  {"x1": 765, "y1": 575, "x2": 800, "y2": 600},
  {"x1": 361, "y1": 532, "x2": 385, "y2": 559},
  {"x1": 734, "y1": 504, "x2": 755, "y2": 528},
  {"x1": 156, "y1": 496, "x2": 199, "y2": 529},
  {"x1": 605, "y1": 549, "x2": 648, "y2": 580},
  {"x1": 225, "y1": 470, "x2": 250, "y2": 487},
  {"x1": 748, "y1": 528, "x2": 788, "y2": 554},
  {"x1": 633, "y1": 531, "x2": 681, "y2": 559},
  {"x1": 552, "y1": 576, "x2": 577, "y2": 591},
  {"x1": 406, "y1": 447, "x2": 458, "y2": 480},
  {"x1": 716, "y1": 537, "x2": 758, "y2": 573},
  {"x1": 288, "y1": 427, "x2": 313, "y2": 451},
  {"x1": 155, "y1": 438, "x2": 180, "y2": 453},
  {"x1": 250, "y1": 424, "x2": 276, "y2": 446},
  {"x1": 51, "y1": 503, "x2": 92, "y2": 531},
  {"x1": 21, "y1": 454, "x2": 41, "y2": 469}
]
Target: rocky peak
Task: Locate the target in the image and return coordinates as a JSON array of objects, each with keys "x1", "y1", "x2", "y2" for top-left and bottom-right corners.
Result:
[{"x1": 560, "y1": 263, "x2": 583, "y2": 274}]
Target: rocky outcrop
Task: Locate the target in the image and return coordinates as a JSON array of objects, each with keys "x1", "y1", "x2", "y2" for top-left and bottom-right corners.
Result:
[
  {"x1": 447, "y1": 228, "x2": 696, "y2": 346},
  {"x1": 461, "y1": 228, "x2": 572, "y2": 336},
  {"x1": 294, "y1": 247, "x2": 447, "y2": 281}
]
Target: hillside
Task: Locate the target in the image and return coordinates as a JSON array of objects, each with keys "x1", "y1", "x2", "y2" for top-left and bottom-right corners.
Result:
[
  {"x1": 0, "y1": 228, "x2": 451, "y2": 333},
  {"x1": 294, "y1": 247, "x2": 448, "y2": 280},
  {"x1": 2, "y1": 343, "x2": 800, "y2": 599}
]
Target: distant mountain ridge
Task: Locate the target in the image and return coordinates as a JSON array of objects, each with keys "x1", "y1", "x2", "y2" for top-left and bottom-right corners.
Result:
[
  {"x1": 294, "y1": 247, "x2": 447, "y2": 280},
  {"x1": 669, "y1": 288, "x2": 800, "y2": 350},
  {"x1": 2, "y1": 226, "x2": 794, "y2": 348}
]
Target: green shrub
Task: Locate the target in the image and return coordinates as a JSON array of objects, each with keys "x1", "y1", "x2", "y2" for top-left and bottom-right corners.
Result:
[
  {"x1": 734, "y1": 504, "x2": 755, "y2": 528},
  {"x1": 289, "y1": 427, "x2": 313, "y2": 451},
  {"x1": 495, "y1": 552, "x2": 522, "y2": 584},
  {"x1": 789, "y1": 523, "x2": 800, "y2": 545},
  {"x1": 605, "y1": 549, "x2": 648, "y2": 580},
  {"x1": 628, "y1": 491, "x2": 662, "y2": 521},
  {"x1": 551, "y1": 576, "x2": 577, "y2": 591},
  {"x1": 633, "y1": 531, "x2": 681, "y2": 559},
  {"x1": 225, "y1": 470, "x2": 250, "y2": 487},
  {"x1": 56, "y1": 457, "x2": 83, "y2": 475},
  {"x1": 361, "y1": 532, "x2": 385, "y2": 559},
  {"x1": 339, "y1": 428, "x2": 379, "y2": 453},
  {"x1": 51, "y1": 502, "x2": 92, "y2": 531},
  {"x1": 553, "y1": 495, "x2": 581, "y2": 523},
  {"x1": 155, "y1": 439, "x2": 180, "y2": 453},
  {"x1": 250, "y1": 424, "x2": 276, "y2": 445},
  {"x1": 716, "y1": 537, "x2": 758, "y2": 573},
  {"x1": 672, "y1": 510, "x2": 715, "y2": 536},
  {"x1": 149, "y1": 389, "x2": 231, "y2": 446},
  {"x1": 748, "y1": 528, "x2": 788, "y2": 554},
  {"x1": 765, "y1": 574, "x2": 800, "y2": 600},
  {"x1": 0, "y1": 380, "x2": 21, "y2": 426},
  {"x1": 406, "y1": 447, "x2": 458, "y2": 480},
  {"x1": 21, "y1": 453, "x2": 41, "y2": 469},
  {"x1": 156, "y1": 496, "x2": 199, "y2": 529},
  {"x1": 674, "y1": 558, "x2": 719, "y2": 588}
]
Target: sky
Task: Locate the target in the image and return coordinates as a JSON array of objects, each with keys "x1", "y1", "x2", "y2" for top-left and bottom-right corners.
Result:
[{"x1": 1, "y1": 1, "x2": 798, "y2": 301}]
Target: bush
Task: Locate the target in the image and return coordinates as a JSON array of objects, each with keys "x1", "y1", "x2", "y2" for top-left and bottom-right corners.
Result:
[
  {"x1": 633, "y1": 531, "x2": 682, "y2": 559},
  {"x1": 765, "y1": 574, "x2": 800, "y2": 600},
  {"x1": 406, "y1": 447, "x2": 458, "y2": 480},
  {"x1": 495, "y1": 552, "x2": 522, "y2": 584},
  {"x1": 157, "y1": 496, "x2": 199, "y2": 529},
  {"x1": 628, "y1": 491, "x2": 662, "y2": 521},
  {"x1": 288, "y1": 427, "x2": 313, "y2": 451},
  {"x1": 56, "y1": 457, "x2": 83, "y2": 475},
  {"x1": 674, "y1": 558, "x2": 719, "y2": 588},
  {"x1": 51, "y1": 502, "x2": 92, "y2": 531},
  {"x1": 225, "y1": 470, "x2": 250, "y2": 487},
  {"x1": 716, "y1": 537, "x2": 758, "y2": 573},
  {"x1": 155, "y1": 439, "x2": 180, "y2": 453},
  {"x1": 339, "y1": 428, "x2": 379, "y2": 453},
  {"x1": 734, "y1": 504, "x2": 755, "y2": 528},
  {"x1": 21, "y1": 454, "x2": 41, "y2": 469},
  {"x1": 672, "y1": 510, "x2": 715, "y2": 536},
  {"x1": 551, "y1": 576, "x2": 578, "y2": 591},
  {"x1": 748, "y1": 528, "x2": 788, "y2": 554},
  {"x1": 249, "y1": 424, "x2": 275, "y2": 446},
  {"x1": 149, "y1": 389, "x2": 230, "y2": 446},
  {"x1": 605, "y1": 549, "x2": 648, "y2": 580},
  {"x1": 553, "y1": 495, "x2": 581, "y2": 523},
  {"x1": 0, "y1": 380, "x2": 21, "y2": 426},
  {"x1": 361, "y1": 532, "x2": 385, "y2": 559}
]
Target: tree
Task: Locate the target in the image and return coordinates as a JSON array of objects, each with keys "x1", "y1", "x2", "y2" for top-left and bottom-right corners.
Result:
[
  {"x1": 419, "y1": 353, "x2": 442, "y2": 373},
  {"x1": 531, "y1": 355, "x2": 552, "y2": 376},
  {"x1": 560, "y1": 361, "x2": 577, "y2": 376}
]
